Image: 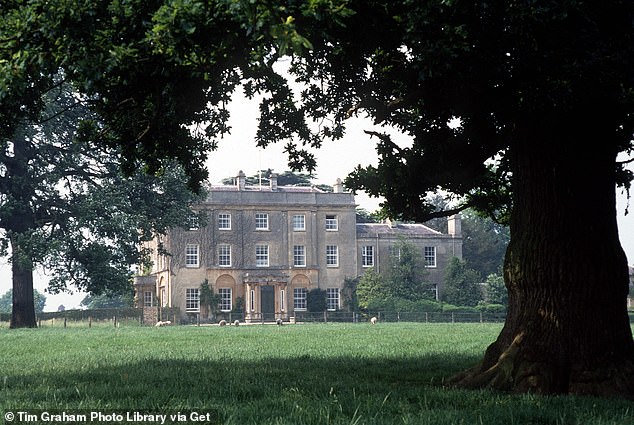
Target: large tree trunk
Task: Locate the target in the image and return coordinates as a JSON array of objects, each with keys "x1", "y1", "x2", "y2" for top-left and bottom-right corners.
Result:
[
  {"x1": 10, "y1": 235, "x2": 37, "y2": 328},
  {"x1": 7, "y1": 137, "x2": 38, "y2": 329},
  {"x1": 451, "y1": 114, "x2": 634, "y2": 399}
]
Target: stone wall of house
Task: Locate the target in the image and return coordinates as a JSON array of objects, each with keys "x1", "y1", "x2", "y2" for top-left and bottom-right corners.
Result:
[{"x1": 138, "y1": 174, "x2": 463, "y2": 320}]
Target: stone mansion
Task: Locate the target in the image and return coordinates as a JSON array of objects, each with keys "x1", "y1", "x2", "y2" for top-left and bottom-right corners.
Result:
[{"x1": 134, "y1": 171, "x2": 463, "y2": 322}]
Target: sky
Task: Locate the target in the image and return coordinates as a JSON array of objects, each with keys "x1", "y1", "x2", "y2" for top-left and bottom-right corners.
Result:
[{"x1": 1, "y1": 86, "x2": 633, "y2": 311}]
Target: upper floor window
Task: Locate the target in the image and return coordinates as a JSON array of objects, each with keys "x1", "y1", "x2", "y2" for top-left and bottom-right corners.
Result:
[
  {"x1": 219, "y1": 288, "x2": 232, "y2": 312},
  {"x1": 185, "y1": 244, "x2": 199, "y2": 268},
  {"x1": 424, "y1": 246, "x2": 437, "y2": 268},
  {"x1": 256, "y1": 244, "x2": 269, "y2": 267},
  {"x1": 218, "y1": 244, "x2": 231, "y2": 267},
  {"x1": 255, "y1": 213, "x2": 269, "y2": 230},
  {"x1": 326, "y1": 245, "x2": 339, "y2": 267},
  {"x1": 292, "y1": 214, "x2": 306, "y2": 231},
  {"x1": 218, "y1": 213, "x2": 231, "y2": 230},
  {"x1": 362, "y1": 246, "x2": 374, "y2": 267},
  {"x1": 185, "y1": 288, "x2": 200, "y2": 312},
  {"x1": 293, "y1": 245, "x2": 306, "y2": 267},
  {"x1": 325, "y1": 215, "x2": 338, "y2": 231}
]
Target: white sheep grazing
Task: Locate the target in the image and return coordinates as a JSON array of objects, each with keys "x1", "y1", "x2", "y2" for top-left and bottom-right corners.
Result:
[
  {"x1": 233, "y1": 320, "x2": 240, "y2": 326},
  {"x1": 155, "y1": 320, "x2": 171, "y2": 327},
  {"x1": 370, "y1": 316, "x2": 378, "y2": 325},
  {"x1": 219, "y1": 319, "x2": 227, "y2": 327}
]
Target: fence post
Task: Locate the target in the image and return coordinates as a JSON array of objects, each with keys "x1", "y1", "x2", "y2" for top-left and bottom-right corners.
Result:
[
  {"x1": 88, "y1": 316, "x2": 92, "y2": 328},
  {"x1": 451, "y1": 312, "x2": 455, "y2": 323},
  {"x1": 425, "y1": 312, "x2": 428, "y2": 323},
  {"x1": 397, "y1": 312, "x2": 400, "y2": 322},
  {"x1": 480, "y1": 312, "x2": 483, "y2": 323},
  {"x1": 324, "y1": 311, "x2": 327, "y2": 323},
  {"x1": 64, "y1": 317, "x2": 67, "y2": 328}
]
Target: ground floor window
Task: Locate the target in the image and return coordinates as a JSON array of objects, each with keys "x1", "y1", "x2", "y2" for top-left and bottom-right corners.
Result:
[
  {"x1": 280, "y1": 289, "x2": 286, "y2": 312},
  {"x1": 143, "y1": 291, "x2": 154, "y2": 307},
  {"x1": 362, "y1": 245, "x2": 374, "y2": 267},
  {"x1": 327, "y1": 288, "x2": 340, "y2": 311},
  {"x1": 186, "y1": 288, "x2": 200, "y2": 312},
  {"x1": 219, "y1": 288, "x2": 232, "y2": 312},
  {"x1": 294, "y1": 287, "x2": 307, "y2": 311}
]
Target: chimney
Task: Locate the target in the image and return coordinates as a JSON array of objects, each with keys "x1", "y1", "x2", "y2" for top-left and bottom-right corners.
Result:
[
  {"x1": 237, "y1": 170, "x2": 246, "y2": 191},
  {"x1": 270, "y1": 173, "x2": 278, "y2": 191},
  {"x1": 448, "y1": 214, "x2": 462, "y2": 236},
  {"x1": 333, "y1": 178, "x2": 344, "y2": 193}
]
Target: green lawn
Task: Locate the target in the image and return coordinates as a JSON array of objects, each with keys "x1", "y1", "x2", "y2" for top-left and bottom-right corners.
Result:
[{"x1": 0, "y1": 323, "x2": 632, "y2": 425}]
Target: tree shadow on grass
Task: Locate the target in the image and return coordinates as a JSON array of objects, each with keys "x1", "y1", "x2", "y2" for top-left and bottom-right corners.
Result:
[{"x1": 5, "y1": 354, "x2": 633, "y2": 425}]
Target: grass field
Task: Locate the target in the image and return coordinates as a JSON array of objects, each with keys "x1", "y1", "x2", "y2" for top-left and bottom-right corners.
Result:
[{"x1": 0, "y1": 323, "x2": 632, "y2": 425}]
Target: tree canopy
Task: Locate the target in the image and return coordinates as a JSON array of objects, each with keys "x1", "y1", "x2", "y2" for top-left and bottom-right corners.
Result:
[
  {"x1": 460, "y1": 210, "x2": 509, "y2": 278},
  {"x1": 80, "y1": 292, "x2": 134, "y2": 310},
  {"x1": 442, "y1": 257, "x2": 483, "y2": 307},
  {"x1": 0, "y1": 78, "x2": 203, "y2": 327}
]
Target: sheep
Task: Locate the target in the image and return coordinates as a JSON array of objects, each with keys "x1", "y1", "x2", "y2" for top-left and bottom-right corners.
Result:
[
  {"x1": 233, "y1": 320, "x2": 240, "y2": 326},
  {"x1": 370, "y1": 316, "x2": 378, "y2": 325},
  {"x1": 155, "y1": 320, "x2": 171, "y2": 327},
  {"x1": 219, "y1": 319, "x2": 227, "y2": 327}
]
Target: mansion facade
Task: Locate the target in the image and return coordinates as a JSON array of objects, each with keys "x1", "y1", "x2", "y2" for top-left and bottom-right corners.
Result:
[{"x1": 134, "y1": 171, "x2": 462, "y2": 322}]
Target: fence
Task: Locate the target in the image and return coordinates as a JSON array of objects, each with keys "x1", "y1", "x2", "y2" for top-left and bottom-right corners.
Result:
[
  {"x1": 189, "y1": 310, "x2": 634, "y2": 325},
  {"x1": 181, "y1": 310, "x2": 509, "y2": 325},
  {"x1": 292, "y1": 310, "x2": 508, "y2": 323},
  {"x1": 2, "y1": 309, "x2": 633, "y2": 328},
  {"x1": 0, "y1": 308, "x2": 178, "y2": 328}
]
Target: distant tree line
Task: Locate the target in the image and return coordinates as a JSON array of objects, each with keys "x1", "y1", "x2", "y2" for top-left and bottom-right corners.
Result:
[{"x1": 0, "y1": 289, "x2": 46, "y2": 314}]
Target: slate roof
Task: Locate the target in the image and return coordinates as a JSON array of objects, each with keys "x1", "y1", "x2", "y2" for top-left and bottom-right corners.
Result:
[{"x1": 356, "y1": 222, "x2": 442, "y2": 237}]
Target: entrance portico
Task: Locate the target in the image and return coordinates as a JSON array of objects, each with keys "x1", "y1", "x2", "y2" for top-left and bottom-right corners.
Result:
[{"x1": 244, "y1": 272, "x2": 289, "y2": 322}]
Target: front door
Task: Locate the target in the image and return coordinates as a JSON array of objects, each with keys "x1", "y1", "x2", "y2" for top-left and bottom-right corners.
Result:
[{"x1": 260, "y1": 286, "x2": 275, "y2": 321}]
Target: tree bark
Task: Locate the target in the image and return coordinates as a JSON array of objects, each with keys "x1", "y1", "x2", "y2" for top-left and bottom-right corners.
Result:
[
  {"x1": 7, "y1": 137, "x2": 38, "y2": 328},
  {"x1": 10, "y1": 235, "x2": 37, "y2": 328},
  {"x1": 450, "y1": 113, "x2": 634, "y2": 399}
]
